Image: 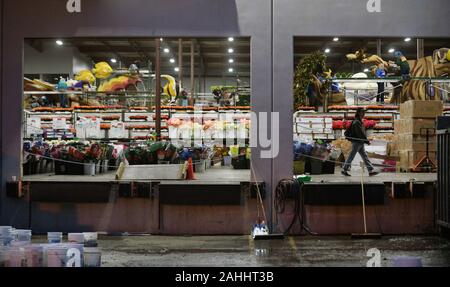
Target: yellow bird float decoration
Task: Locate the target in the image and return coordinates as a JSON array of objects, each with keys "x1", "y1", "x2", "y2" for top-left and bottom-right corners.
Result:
[{"x1": 92, "y1": 62, "x2": 114, "y2": 79}]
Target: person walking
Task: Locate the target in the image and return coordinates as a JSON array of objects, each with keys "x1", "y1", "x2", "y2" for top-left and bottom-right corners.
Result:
[
  {"x1": 375, "y1": 63, "x2": 386, "y2": 104},
  {"x1": 342, "y1": 108, "x2": 379, "y2": 176}
]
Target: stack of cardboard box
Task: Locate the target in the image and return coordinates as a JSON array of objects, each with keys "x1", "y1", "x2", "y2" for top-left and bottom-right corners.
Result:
[{"x1": 394, "y1": 100, "x2": 443, "y2": 171}]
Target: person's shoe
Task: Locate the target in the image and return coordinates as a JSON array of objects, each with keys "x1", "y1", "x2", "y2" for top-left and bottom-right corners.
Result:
[
  {"x1": 341, "y1": 171, "x2": 351, "y2": 176},
  {"x1": 369, "y1": 171, "x2": 379, "y2": 176}
]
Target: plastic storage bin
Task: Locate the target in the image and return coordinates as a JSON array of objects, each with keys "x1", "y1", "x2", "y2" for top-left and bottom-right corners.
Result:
[
  {"x1": 16, "y1": 229, "x2": 32, "y2": 243},
  {"x1": 82, "y1": 233, "x2": 98, "y2": 247},
  {"x1": 84, "y1": 247, "x2": 101, "y2": 267},
  {"x1": 321, "y1": 161, "x2": 335, "y2": 174},
  {"x1": 0, "y1": 246, "x2": 7, "y2": 267},
  {"x1": 46, "y1": 245, "x2": 68, "y2": 267},
  {"x1": 47, "y1": 232, "x2": 63, "y2": 244},
  {"x1": 25, "y1": 245, "x2": 44, "y2": 267},
  {"x1": 310, "y1": 158, "x2": 323, "y2": 175},
  {"x1": 194, "y1": 160, "x2": 206, "y2": 173},
  {"x1": 6, "y1": 247, "x2": 27, "y2": 267},
  {"x1": 68, "y1": 233, "x2": 84, "y2": 244}
]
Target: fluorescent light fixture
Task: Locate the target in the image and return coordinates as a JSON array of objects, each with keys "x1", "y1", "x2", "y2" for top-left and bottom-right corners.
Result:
[
  {"x1": 228, "y1": 68, "x2": 234, "y2": 73},
  {"x1": 364, "y1": 68, "x2": 369, "y2": 72},
  {"x1": 333, "y1": 37, "x2": 339, "y2": 42},
  {"x1": 163, "y1": 48, "x2": 170, "y2": 53},
  {"x1": 228, "y1": 37, "x2": 234, "y2": 42},
  {"x1": 228, "y1": 48, "x2": 234, "y2": 53},
  {"x1": 174, "y1": 67, "x2": 180, "y2": 72},
  {"x1": 110, "y1": 58, "x2": 117, "y2": 63},
  {"x1": 404, "y1": 37, "x2": 411, "y2": 42},
  {"x1": 228, "y1": 59, "x2": 234, "y2": 63},
  {"x1": 324, "y1": 48, "x2": 331, "y2": 53},
  {"x1": 170, "y1": 58, "x2": 175, "y2": 63},
  {"x1": 56, "y1": 40, "x2": 64, "y2": 46},
  {"x1": 389, "y1": 48, "x2": 395, "y2": 53}
]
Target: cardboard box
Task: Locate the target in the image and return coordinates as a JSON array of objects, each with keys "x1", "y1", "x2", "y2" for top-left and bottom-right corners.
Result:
[
  {"x1": 398, "y1": 150, "x2": 437, "y2": 170},
  {"x1": 394, "y1": 119, "x2": 436, "y2": 135},
  {"x1": 399, "y1": 100, "x2": 443, "y2": 119},
  {"x1": 397, "y1": 134, "x2": 437, "y2": 151},
  {"x1": 387, "y1": 135, "x2": 399, "y2": 157}
]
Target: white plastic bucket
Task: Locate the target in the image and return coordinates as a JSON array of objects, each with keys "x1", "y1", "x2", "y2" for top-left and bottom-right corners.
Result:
[
  {"x1": 194, "y1": 160, "x2": 206, "y2": 173},
  {"x1": 68, "y1": 233, "x2": 84, "y2": 244},
  {"x1": 47, "y1": 232, "x2": 63, "y2": 244},
  {"x1": 0, "y1": 226, "x2": 12, "y2": 236},
  {"x1": 1, "y1": 226, "x2": 13, "y2": 245},
  {"x1": 16, "y1": 229, "x2": 32, "y2": 242},
  {"x1": 95, "y1": 163, "x2": 101, "y2": 174},
  {"x1": 205, "y1": 159, "x2": 212, "y2": 169},
  {"x1": 46, "y1": 245, "x2": 68, "y2": 267},
  {"x1": 84, "y1": 162, "x2": 95, "y2": 176},
  {"x1": 102, "y1": 160, "x2": 109, "y2": 173},
  {"x1": 84, "y1": 247, "x2": 101, "y2": 267},
  {"x1": 0, "y1": 246, "x2": 7, "y2": 267},
  {"x1": 6, "y1": 247, "x2": 27, "y2": 267},
  {"x1": 223, "y1": 156, "x2": 232, "y2": 166},
  {"x1": 82, "y1": 233, "x2": 98, "y2": 247},
  {"x1": 25, "y1": 245, "x2": 44, "y2": 267}
]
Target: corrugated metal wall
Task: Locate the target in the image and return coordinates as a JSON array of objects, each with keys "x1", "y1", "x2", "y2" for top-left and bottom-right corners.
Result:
[{"x1": 437, "y1": 118, "x2": 450, "y2": 230}]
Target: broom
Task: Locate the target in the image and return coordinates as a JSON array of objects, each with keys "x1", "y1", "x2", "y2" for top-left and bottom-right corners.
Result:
[
  {"x1": 251, "y1": 163, "x2": 284, "y2": 240},
  {"x1": 351, "y1": 161, "x2": 382, "y2": 239}
]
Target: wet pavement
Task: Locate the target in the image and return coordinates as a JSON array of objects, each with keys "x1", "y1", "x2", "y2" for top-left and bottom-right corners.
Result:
[{"x1": 78, "y1": 235, "x2": 450, "y2": 267}]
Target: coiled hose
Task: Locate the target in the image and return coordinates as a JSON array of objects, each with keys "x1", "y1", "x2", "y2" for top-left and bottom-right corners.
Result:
[{"x1": 275, "y1": 178, "x2": 317, "y2": 235}]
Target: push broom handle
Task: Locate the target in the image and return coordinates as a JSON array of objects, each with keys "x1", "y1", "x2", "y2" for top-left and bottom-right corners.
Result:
[{"x1": 360, "y1": 161, "x2": 367, "y2": 234}]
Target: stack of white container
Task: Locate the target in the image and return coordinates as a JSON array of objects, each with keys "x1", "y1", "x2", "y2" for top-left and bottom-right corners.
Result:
[
  {"x1": 0, "y1": 226, "x2": 101, "y2": 267},
  {"x1": 294, "y1": 116, "x2": 334, "y2": 142}
]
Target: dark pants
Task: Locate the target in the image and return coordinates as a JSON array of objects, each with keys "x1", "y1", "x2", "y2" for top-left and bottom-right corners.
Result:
[{"x1": 377, "y1": 83, "x2": 385, "y2": 103}]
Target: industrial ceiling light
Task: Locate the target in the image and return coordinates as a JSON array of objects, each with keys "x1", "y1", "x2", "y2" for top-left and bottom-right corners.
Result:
[
  {"x1": 110, "y1": 58, "x2": 117, "y2": 63},
  {"x1": 228, "y1": 37, "x2": 234, "y2": 42},
  {"x1": 388, "y1": 48, "x2": 395, "y2": 53},
  {"x1": 56, "y1": 40, "x2": 64, "y2": 46},
  {"x1": 174, "y1": 67, "x2": 180, "y2": 72},
  {"x1": 324, "y1": 48, "x2": 331, "y2": 53},
  {"x1": 404, "y1": 37, "x2": 412, "y2": 42},
  {"x1": 164, "y1": 48, "x2": 170, "y2": 53},
  {"x1": 228, "y1": 59, "x2": 234, "y2": 63},
  {"x1": 228, "y1": 68, "x2": 234, "y2": 73},
  {"x1": 364, "y1": 68, "x2": 369, "y2": 72},
  {"x1": 170, "y1": 58, "x2": 175, "y2": 63},
  {"x1": 333, "y1": 37, "x2": 339, "y2": 42},
  {"x1": 228, "y1": 48, "x2": 234, "y2": 53}
]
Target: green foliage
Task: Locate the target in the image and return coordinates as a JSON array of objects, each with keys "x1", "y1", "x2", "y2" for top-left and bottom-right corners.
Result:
[
  {"x1": 293, "y1": 51, "x2": 328, "y2": 107},
  {"x1": 334, "y1": 72, "x2": 354, "y2": 79}
]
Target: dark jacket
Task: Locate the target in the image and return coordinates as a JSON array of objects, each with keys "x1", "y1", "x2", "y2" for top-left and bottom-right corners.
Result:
[{"x1": 347, "y1": 118, "x2": 369, "y2": 144}]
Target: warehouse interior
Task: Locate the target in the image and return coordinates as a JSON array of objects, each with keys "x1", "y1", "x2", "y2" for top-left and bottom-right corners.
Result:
[{"x1": 22, "y1": 37, "x2": 252, "y2": 183}]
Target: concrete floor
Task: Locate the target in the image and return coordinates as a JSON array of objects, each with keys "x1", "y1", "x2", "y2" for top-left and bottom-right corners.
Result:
[
  {"x1": 31, "y1": 235, "x2": 450, "y2": 267},
  {"x1": 23, "y1": 165, "x2": 252, "y2": 183},
  {"x1": 23, "y1": 168, "x2": 436, "y2": 185}
]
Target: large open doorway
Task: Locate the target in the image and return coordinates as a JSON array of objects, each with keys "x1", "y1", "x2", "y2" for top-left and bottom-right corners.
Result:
[{"x1": 22, "y1": 37, "x2": 252, "y2": 183}]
